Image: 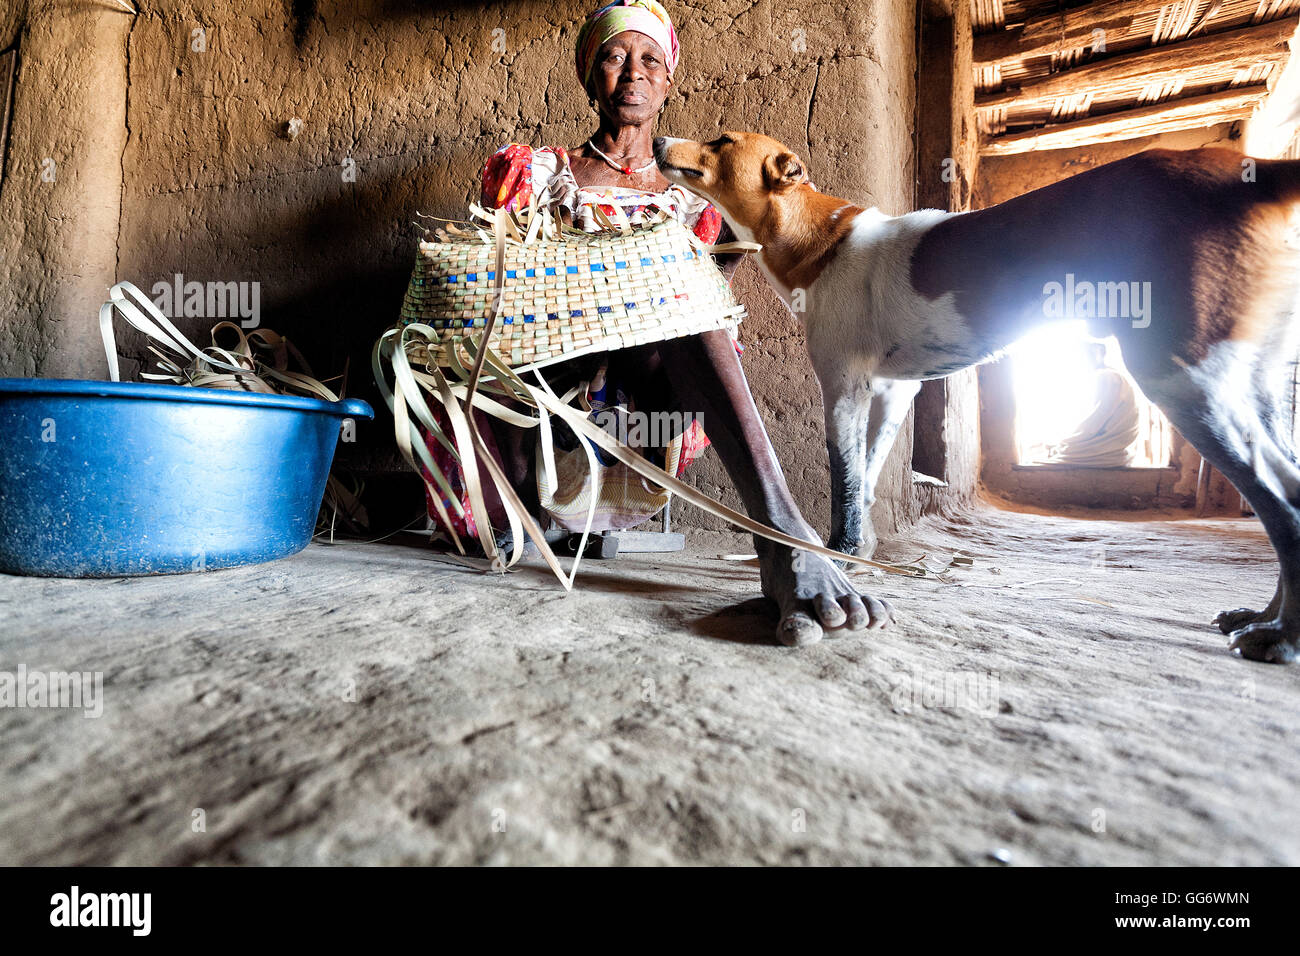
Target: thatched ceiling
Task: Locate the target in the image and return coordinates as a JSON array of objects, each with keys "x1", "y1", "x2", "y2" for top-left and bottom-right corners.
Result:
[{"x1": 974, "y1": 0, "x2": 1300, "y2": 154}]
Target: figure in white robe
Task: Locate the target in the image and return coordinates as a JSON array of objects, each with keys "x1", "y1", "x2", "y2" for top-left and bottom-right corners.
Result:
[{"x1": 1047, "y1": 343, "x2": 1141, "y2": 467}]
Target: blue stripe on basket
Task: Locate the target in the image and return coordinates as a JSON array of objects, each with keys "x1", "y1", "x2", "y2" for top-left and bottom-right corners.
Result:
[
  {"x1": 433, "y1": 287, "x2": 709, "y2": 328},
  {"x1": 447, "y1": 275, "x2": 457, "y2": 283},
  {"x1": 615, "y1": 260, "x2": 627, "y2": 268},
  {"x1": 661, "y1": 254, "x2": 676, "y2": 263},
  {"x1": 506, "y1": 270, "x2": 516, "y2": 278},
  {"x1": 566, "y1": 266, "x2": 578, "y2": 274},
  {"x1": 467, "y1": 273, "x2": 477, "y2": 281},
  {"x1": 590, "y1": 263, "x2": 604, "y2": 272},
  {"x1": 640, "y1": 257, "x2": 652, "y2": 265},
  {"x1": 526, "y1": 268, "x2": 536, "y2": 277},
  {"x1": 545, "y1": 267, "x2": 556, "y2": 276}
]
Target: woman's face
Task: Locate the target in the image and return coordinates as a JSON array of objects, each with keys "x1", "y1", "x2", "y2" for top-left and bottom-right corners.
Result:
[{"x1": 590, "y1": 30, "x2": 671, "y2": 127}]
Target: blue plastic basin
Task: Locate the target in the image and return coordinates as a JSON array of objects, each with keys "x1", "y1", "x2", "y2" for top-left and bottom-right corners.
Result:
[{"x1": 0, "y1": 378, "x2": 373, "y2": 577}]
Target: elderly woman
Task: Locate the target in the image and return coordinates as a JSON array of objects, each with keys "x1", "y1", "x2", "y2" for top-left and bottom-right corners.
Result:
[{"x1": 425, "y1": 0, "x2": 887, "y2": 645}]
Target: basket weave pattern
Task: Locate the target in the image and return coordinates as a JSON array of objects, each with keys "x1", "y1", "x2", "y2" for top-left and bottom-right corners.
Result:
[{"x1": 399, "y1": 215, "x2": 746, "y2": 370}]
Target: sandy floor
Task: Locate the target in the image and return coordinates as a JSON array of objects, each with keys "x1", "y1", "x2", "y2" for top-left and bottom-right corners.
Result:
[{"x1": 0, "y1": 504, "x2": 1297, "y2": 865}]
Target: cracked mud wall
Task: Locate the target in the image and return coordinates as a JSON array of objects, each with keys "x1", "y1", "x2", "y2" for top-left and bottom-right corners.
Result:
[{"x1": 1, "y1": 0, "x2": 926, "y2": 537}]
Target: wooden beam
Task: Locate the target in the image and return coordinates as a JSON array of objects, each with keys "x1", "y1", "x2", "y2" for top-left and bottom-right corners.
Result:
[
  {"x1": 1195, "y1": 456, "x2": 1213, "y2": 517},
  {"x1": 979, "y1": 85, "x2": 1265, "y2": 156},
  {"x1": 0, "y1": 47, "x2": 15, "y2": 187},
  {"x1": 975, "y1": 0, "x2": 1164, "y2": 70},
  {"x1": 977, "y1": 16, "x2": 1297, "y2": 110}
]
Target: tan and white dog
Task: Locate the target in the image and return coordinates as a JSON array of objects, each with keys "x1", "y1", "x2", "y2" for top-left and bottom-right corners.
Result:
[{"x1": 654, "y1": 131, "x2": 1300, "y2": 663}]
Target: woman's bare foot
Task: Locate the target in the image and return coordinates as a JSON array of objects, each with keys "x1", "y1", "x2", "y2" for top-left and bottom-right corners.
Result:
[{"x1": 756, "y1": 537, "x2": 891, "y2": 646}]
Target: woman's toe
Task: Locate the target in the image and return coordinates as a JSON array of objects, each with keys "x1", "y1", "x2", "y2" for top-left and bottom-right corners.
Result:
[
  {"x1": 863, "y1": 594, "x2": 894, "y2": 629},
  {"x1": 840, "y1": 594, "x2": 870, "y2": 631},
  {"x1": 778, "y1": 610, "x2": 824, "y2": 647},
  {"x1": 813, "y1": 593, "x2": 847, "y2": 629}
]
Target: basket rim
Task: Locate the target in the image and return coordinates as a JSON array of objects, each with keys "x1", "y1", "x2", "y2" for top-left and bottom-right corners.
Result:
[
  {"x1": 419, "y1": 207, "x2": 692, "y2": 251},
  {"x1": 402, "y1": 211, "x2": 745, "y2": 370}
]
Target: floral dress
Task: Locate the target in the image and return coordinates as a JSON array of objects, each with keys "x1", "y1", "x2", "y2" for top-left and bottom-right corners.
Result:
[
  {"x1": 422, "y1": 143, "x2": 740, "y2": 539},
  {"x1": 481, "y1": 144, "x2": 724, "y2": 239}
]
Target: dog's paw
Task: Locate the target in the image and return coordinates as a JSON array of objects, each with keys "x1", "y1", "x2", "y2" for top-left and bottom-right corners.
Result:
[
  {"x1": 825, "y1": 539, "x2": 854, "y2": 566},
  {"x1": 1214, "y1": 605, "x2": 1271, "y2": 635},
  {"x1": 827, "y1": 526, "x2": 878, "y2": 561},
  {"x1": 825, "y1": 545, "x2": 852, "y2": 573},
  {"x1": 1228, "y1": 620, "x2": 1298, "y2": 664},
  {"x1": 856, "y1": 527, "x2": 879, "y2": 561}
]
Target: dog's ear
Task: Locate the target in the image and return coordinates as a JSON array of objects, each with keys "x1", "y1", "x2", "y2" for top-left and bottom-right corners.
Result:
[{"x1": 765, "y1": 150, "x2": 807, "y2": 190}]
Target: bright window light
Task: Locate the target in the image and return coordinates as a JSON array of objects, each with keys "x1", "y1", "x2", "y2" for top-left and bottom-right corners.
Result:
[{"x1": 1010, "y1": 321, "x2": 1172, "y2": 468}]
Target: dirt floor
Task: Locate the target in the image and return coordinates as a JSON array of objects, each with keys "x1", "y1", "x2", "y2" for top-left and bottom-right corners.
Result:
[{"x1": 1, "y1": 503, "x2": 1297, "y2": 865}]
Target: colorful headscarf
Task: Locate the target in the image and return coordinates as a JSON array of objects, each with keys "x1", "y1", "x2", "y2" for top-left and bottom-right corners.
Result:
[{"x1": 575, "y1": 0, "x2": 680, "y2": 97}]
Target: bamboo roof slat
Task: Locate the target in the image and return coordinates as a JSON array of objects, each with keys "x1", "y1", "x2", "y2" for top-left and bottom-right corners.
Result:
[{"x1": 980, "y1": 82, "x2": 1267, "y2": 154}]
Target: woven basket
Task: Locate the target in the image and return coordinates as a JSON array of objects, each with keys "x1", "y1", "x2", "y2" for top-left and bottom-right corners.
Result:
[{"x1": 399, "y1": 201, "x2": 748, "y2": 372}]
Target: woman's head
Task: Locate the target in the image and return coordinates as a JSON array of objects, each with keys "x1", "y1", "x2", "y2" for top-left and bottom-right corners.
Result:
[{"x1": 575, "y1": 1, "x2": 680, "y2": 126}]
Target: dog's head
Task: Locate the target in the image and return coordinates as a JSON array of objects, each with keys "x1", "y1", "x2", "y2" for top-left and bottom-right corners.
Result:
[{"x1": 653, "y1": 132, "x2": 811, "y2": 237}]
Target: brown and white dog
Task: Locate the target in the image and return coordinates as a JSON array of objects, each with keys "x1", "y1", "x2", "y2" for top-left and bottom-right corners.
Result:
[{"x1": 654, "y1": 131, "x2": 1300, "y2": 663}]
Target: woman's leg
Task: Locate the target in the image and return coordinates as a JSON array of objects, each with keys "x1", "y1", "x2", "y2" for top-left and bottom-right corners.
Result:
[
  {"x1": 489, "y1": 398, "x2": 540, "y2": 519},
  {"x1": 656, "y1": 329, "x2": 888, "y2": 645},
  {"x1": 479, "y1": 355, "x2": 593, "y2": 548}
]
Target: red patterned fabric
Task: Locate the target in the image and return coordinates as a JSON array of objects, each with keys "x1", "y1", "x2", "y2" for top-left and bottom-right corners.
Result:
[
  {"x1": 480, "y1": 143, "x2": 543, "y2": 213},
  {"x1": 479, "y1": 144, "x2": 724, "y2": 245}
]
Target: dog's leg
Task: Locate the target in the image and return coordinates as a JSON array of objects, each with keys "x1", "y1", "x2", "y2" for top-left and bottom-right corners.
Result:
[
  {"x1": 822, "y1": 374, "x2": 869, "y2": 559},
  {"x1": 857, "y1": 378, "x2": 922, "y2": 559},
  {"x1": 1138, "y1": 355, "x2": 1300, "y2": 663},
  {"x1": 1214, "y1": 343, "x2": 1298, "y2": 634},
  {"x1": 824, "y1": 377, "x2": 920, "y2": 562},
  {"x1": 658, "y1": 329, "x2": 892, "y2": 646},
  {"x1": 1220, "y1": 431, "x2": 1300, "y2": 663}
]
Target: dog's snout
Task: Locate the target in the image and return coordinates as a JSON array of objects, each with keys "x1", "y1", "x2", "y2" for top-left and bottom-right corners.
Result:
[{"x1": 653, "y1": 136, "x2": 691, "y2": 167}]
